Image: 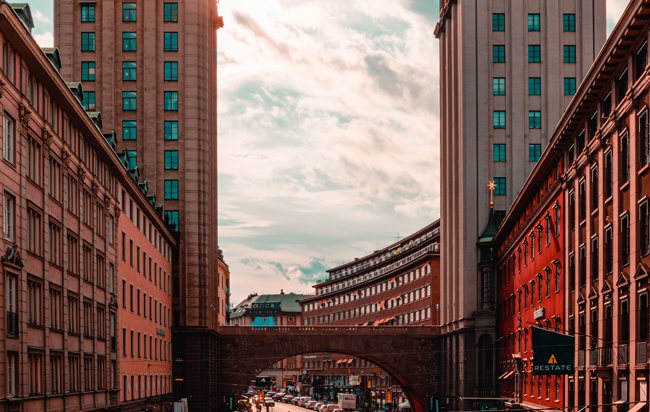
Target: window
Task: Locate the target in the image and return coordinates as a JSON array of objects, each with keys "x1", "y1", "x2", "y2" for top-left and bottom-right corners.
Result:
[
  {"x1": 49, "y1": 157, "x2": 62, "y2": 201},
  {"x1": 605, "y1": 151, "x2": 613, "y2": 198},
  {"x1": 494, "y1": 177, "x2": 506, "y2": 196},
  {"x1": 123, "y1": 32, "x2": 137, "y2": 51},
  {"x1": 81, "y1": 5, "x2": 95, "y2": 22},
  {"x1": 164, "y1": 61, "x2": 178, "y2": 81},
  {"x1": 164, "y1": 121, "x2": 178, "y2": 140},
  {"x1": 641, "y1": 200, "x2": 650, "y2": 256},
  {"x1": 123, "y1": 91, "x2": 137, "y2": 111},
  {"x1": 27, "y1": 207, "x2": 42, "y2": 255},
  {"x1": 488, "y1": 12, "x2": 507, "y2": 33},
  {"x1": 49, "y1": 221, "x2": 62, "y2": 266},
  {"x1": 621, "y1": 131, "x2": 630, "y2": 183},
  {"x1": 564, "y1": 77, "x2": 576, "y2": 96},
  {"x1": 68, "y1": 234, "x2": 79, "y2": 275},
  {"x1": 164, "y1": 32, "x2": 178, "y2": 51},
  {"x1": 125, "y1": 150, "x2": 137, "y2": 170},
  {"x1": 165, "y1": 210, "x2": 179, "y2": 232},
  {"x1": 493, "y1": 144, "x2": 506, "y2": 162},
  {"x1": 6, "y1": 274, "x2": 18, "y2": 337},
  {"x1": 164, "y1": 91, "x2": 178, "y2": 111},
  {"x1": 3, "y1": 192, "x2": 15, "y2": 241},
  {"x1": 123, "y1": 3, "x2": 136, "y2": 22},
  {"x1": 493, "y1": 77, "x2": 505, "y2": 96},
  {"x1": 528, "y1": 77, "x2": 541, "y2": 96},
  {"x1": 636, "y1": 43, "x2": 648, "y2": 80},
  {"x1": 493, "y1": 45, "x2": 505, "y2": 63},
  {"x1": 123, "y1": 120, "x2": 137, "y2": 140},
  {"x1": 578, "y1": 179, "x2": 586, "y2": 221},
  {"x1": 82, "y1": 91, "x2": 95, "y2": 110},
  {"x1": 618, "y1": 70, "x2": 629, "y2": 101},
  {"x1": 639, "y1": 110, "x2": 649, "y2": 166},
  {"x1": 563, "y1": 45, "x2": 576, "y2": 63},
  {"x1": 554, "y1": 261, "x2": 561, "y2": 293},
  {"x1": 164, "y1": 180, "x2": 179, "y2": 200},
  {"x1": 529, "y1": 144, "x2": 541, "y2": 162},
  {"x1": 81, "y1": 32, "x2": 95, "y2": 52},
  {"x1": 621, "y1": 213, "x2": 630, "y2": 266},
  {"x1": 527, "y1": 13, "x2": 540, "y2": 31},
  {"x1": 164, "y1": 150, "x2": 178, "y2": 170},
  {"x1": 3, "y1": 113, "x2": 15, "y2": 164},
  {"x1": 27, "y1": 280, "x2": 42, "y2": 326},
  {"x1": 605, "y1": 225, "x2": 613, "y2": 274},
  {"x1": 493, "y1": 111, "x2": 506, "y2": 129},
  {"x1": 122, "y1": 61, "x2": 136, "y2": 81},
  {"x1": 563, "y1": 13, "x2": 576, "y2": 32},
  {"x1": 591, "y1": 235, "x2": 599, "y2": 279},
  {"x1": 50, "y1": 288, "x2": 63, "y2": 330},
  {"x1": 81, "y1": 62, "x2": 95, "y2": 81},
  {"x1": 68, "y1": 295, "x2": 80, "y2": 334},
  {"x1": 591, "y1": 165, "x2": 599, "y2": 210},
  {"x1": 164, "y1": 3, "x2": 178, "y2": 22},
  {"x1": 529, "y1": 111, "x2": 541, "y2": 129},
  {"x1": 51, "y1": 353, "x2": 63, "y2": 394},
  {"x1": 528, "y1": 45, "x2": 541, "y2": 63},
  {"x1": 28, "y1": 351, "x2": 43, "y2": 395}
]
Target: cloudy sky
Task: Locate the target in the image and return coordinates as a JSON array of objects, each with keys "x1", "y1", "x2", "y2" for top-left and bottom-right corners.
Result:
[{"x1": 29, "y1": 0, "x2": 628, "y2": 305}]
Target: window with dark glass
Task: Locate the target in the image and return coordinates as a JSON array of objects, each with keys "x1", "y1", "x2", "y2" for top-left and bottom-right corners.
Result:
[
  {"x1": 493, "y1": 45, "x2": 505, "y2": 63},
  {"x1": 578, "y1": 179, "x2": 586, "y2": 221},
  {"x1": 493, "y1": 111, "x2": 506, "y2": 129},
  {"x1": 164, "y1": 32, "x2": 178, "y2": 51},
  {"x1": 591, "y1": 235, "x2": 599, "y2": 280},
  {"x1": 636, "y1": 43, "x2": 648, "y2": 81},
  {"x1": 568, "y1": 253, "x2": 575, "y2": 292},
  {"x1": 81, "y1": 33, "x2": 95, "y2": 52},
  {"x1": 164, "y1": 3, "x2": 178, "y2": 22},
  {"x1": 602, "y1": 93, "x2": 612, "y2": 118},
  {"x1": 639, "y1": 293, "x2": 649, "y2": 342},
  {"x1": 590, "y1": 165, "x2": 598, "y2": 211},
  {"x1": 164, "y1": 91, "x2": 178, "y2": 111},
  {"x1": 563, "y1": 13, "x2": 576, "y2": 32},
  {"x1": 81, "y1": 5, "x2": 95, "y2": 22},
  {"x1": 639, "y1": 110, "x2": 649, "y2": 166},
  {"x1": 493, "y1": 144, "x2": 506, "y2": 162},
  {"x1": 529, "y1": 111, "x2": 541, "y2": 129},
  {"x1": 640, "y1": 200, "x2": 650, "y2": 256},
  {"x1": 493, "y1": 77, "x2": 505, "y2": 95},
  {"x1": 164, "y1": 150, "x2": 178, "y2": 170},
  {"x1": 492, "y1": 13, "x2": 505, "y2": 31},
  {"x1": 528, "y1": 77, "x2": 541, "y2": 96},
  {"x1": 81, "y1": 62, "x2": 95, "y2": 81},
  {"x1": 621, "y1": 213, "x2": 630, "y2": 266},
  {"x1": 569, "y1": 190, "x2": 575, "y2": 231},
  {"x1": 122, "y1": 32, "x2": 136, "y2": 51},
  {"x1": 563, "y1": 45, "x2": 576, "y2": 63},
  {"x1": 578, "y1": 244, "x2": 586, "y2": 288},
  {"x1": 620, "y1": 299, "x2": 630, "y2": 343},
  {"x1": 617, "y1": 70, "x2": 629, "y2": 102},
  {"x1": 527, "y1": 13, "x2": 540, "y2": 31},
  {"x1": 122, "y1": 92, "x2": 136, "y2": 111},
  {"x1": 494, "y1": 177, "x2": 506, "y2": 196},
  {"x1": 122, "y1": 121, "x2": 136, "y2": 140},
  {"x1": 605, "y1": 225, "x2": 613, "y2": 274},
  {"x1": 529, "y1": 144, "x2": 541, "y2": 162},
  {"x1": 165, "y1": 210, "x2": 179, "y2": 232},
  {"x1": 164, "y1": 62, "x2": 178, "y2": 81},
  {"x1": 82, "y1": 91, "x2": 95, "y2": 110},
  {"x1": 621, "y1": 131, "x2": 630, "y2": 184},
  {"x1": 588, "y1": 112, "x2": 598, "y2": 140},
  {"x1": 164, "y1": 121, "x2": 178, "y2": 140},
  {"x1": 122, "y1": 3, "x2": 136, "y2": 22},
  {"x1": 528, "y1": 45, "x2": 541, "y2": 63},
  {"x1": 122, "y1": 61, "x2": 136, "y2": 81}
]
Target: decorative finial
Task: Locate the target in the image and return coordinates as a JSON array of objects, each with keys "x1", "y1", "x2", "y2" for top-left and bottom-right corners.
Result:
[{"x1": 487, "y1": 180, "x2": 496, "y2": 209}]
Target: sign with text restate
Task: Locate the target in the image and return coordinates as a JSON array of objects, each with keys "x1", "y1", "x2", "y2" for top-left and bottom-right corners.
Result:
[{"x1": 531, "y1": 326, "x2": 574, "y2": 375}]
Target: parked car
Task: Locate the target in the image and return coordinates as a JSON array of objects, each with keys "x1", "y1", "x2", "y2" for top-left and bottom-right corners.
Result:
[
  {"x1": 313, "y1": 402, "x2": 324, "y2": 410},
  {"x1": 264, "y1": 398, "x2": 275, "y2": 407},
  {"x1": 323, "y1": 405, "x2": 339, "y2": 412},
  {"x1": 273, "y1": 392, "x2": 285, "y2": 401},
  {"x1": 298, "y1": 396, "x2": 312, "y2": 406},
  {"x1": 282, "y1": 395, "x2": 294, "y2": 403},
  {"x1": 306, "y1": 400, "x2": 318, "y2": 409}
]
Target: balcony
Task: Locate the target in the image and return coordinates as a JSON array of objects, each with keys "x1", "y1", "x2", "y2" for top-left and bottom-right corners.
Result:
[
  {"x1": 636, "y1": 341, "x2": 647, "y2": 365},
  {"x1": 578, "y1": 350, "x2": 585, "y2": 367},
  {"x1": 599, "y1": 346, "x2": 613, "y2": 366},
  {"x1": 618, "y1": 343, "x2": 629, "y2": 365},
  {"x1": 589, "y1": 349, "x2": 599, "y2": 366}
]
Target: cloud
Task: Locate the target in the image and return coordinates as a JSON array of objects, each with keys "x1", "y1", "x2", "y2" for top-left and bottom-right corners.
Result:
[{"x1": 33, "y1": 32, "x2": 53, "y2": 48}]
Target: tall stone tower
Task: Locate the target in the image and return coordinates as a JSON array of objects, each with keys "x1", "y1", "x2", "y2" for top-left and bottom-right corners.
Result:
[
  {"x1": 434, "y1": 1, "x2": 605, "y2": 408},
  {"x1": 54, "y1": 0, "x2": 225, "y2": 408}
]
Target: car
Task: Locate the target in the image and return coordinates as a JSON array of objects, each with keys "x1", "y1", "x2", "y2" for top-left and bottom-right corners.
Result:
[
  {"x1": 318, "y1": 404, "x2": 331, "y2": 412},
  {"x1": 264, "y1": 398, "x2": 275, "y2": 407},
  {"x1": 313, "y1": 402, "x2": 324, "y2": 410},
  {"x1": 273, "y1": 392, "x2": 285, "y2": 401},
  {"x1": 306, "y1": 400, "x2": 318, "y2": 409},
  {"x1": 299, "y1": 397, "x2": 313, "y2": 407},
  {"x1": 282, "y1": 395, "x2": 294, "y2": 403},
  {"x1": 324, "y1": 405, "x2": 339, "y2": 412},
  {"x1": 332, "y1": 409, "x2": 343, "y2": 412}
]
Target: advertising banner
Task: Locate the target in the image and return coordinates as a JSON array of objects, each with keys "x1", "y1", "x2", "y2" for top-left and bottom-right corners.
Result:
[{"x1": 531, "y1": 326, "x2": 574, "y2": 375}]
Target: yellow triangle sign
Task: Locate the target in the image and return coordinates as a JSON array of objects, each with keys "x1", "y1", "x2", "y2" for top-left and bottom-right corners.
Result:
[{"x1": 548, "y1": 354, "x2": 558, "y2": 364}]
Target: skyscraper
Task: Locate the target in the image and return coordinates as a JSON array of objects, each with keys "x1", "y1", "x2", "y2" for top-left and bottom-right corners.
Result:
[
  {"x1": 434, "y1": 1, "x2": 605, "y2": 408},
  {"x1": 54, "y1": 1, "x2": 225, "y2": 407}
]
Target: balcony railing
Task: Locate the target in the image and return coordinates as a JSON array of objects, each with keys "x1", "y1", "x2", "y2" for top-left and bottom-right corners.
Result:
[
  {"x1": 637, "y1": 341, "x2": 647, "y2": 365},
  {"x1": 600, "y1": 346, "x2": 613, "y2": 366},
  {"x1": 589, "y1": 349, "x2": 598, "y2": 366},
  {"x1": 618, "y1": 343, "x2": 629, "y2": 365}
]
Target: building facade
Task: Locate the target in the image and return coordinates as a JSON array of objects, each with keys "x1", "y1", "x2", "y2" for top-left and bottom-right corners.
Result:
[
  {"x1": 434, "y1": 1, "x2": 605, "y2": 407},
  {"x1": 53, "y1": 1, "x2": 225, "y2": 408},
  {"x1": 0, "y1": 2, "x2": 175, "y2": 411},
  {"x1": 300, "y1": 221, "x2": 440, "y2": 400},
  {"x1": 229, "y1": 292, "x2": 307, "y2": 389}
]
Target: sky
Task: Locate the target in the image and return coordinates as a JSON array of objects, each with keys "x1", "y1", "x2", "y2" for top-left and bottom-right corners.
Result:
[{"x1": 28, "y1": 0, "x2": 629, "y2": 305}]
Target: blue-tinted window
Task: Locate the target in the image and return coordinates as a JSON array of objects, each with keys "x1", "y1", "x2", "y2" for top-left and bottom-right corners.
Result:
[
  {"x1": 493, "y1": 111, "x2": 506, "y2": 129},
  {"x1": 164, "y1": 62, "x2": 178, "y2": 81},
  {"x1": 493, "y1": 144, "x2": 506, "y2": 162},
  {"x1": 81, "y1": 5, "x2": 95, "y2": 22},
  {"x1": 164, "y1": 32, "x2": 178, "y2": 51},
  {"x1": 125, "y1": 150, "x2": 137, "y2": 170},
  {"x1": 528, "y1": 45, "x2": 541, "y2": 63},
  {"x1": 81, "y1": 33, "x2": 95, "y2": 52},
  {"x1": 164, "y1": 180, "x2": 179, "y2": 200},
  {"x1": 564, "y1": 45, "x2": 576, "y2": 63},
  {"x1": 563, "y1": 14, "x2": 576, "y2": 32},
  {"x1": 82, "y1": 91, "x2": 95, "y2": 110},
  {"x1": 529, "y1": 144, "x2": 542, "y2": 162},
  {"x1": 493, "y1": 45, "x2": 505, "y2": 63},
  {"x1": 164, "y1": 121, "x2": 178, "y2": 140},
  {"x1": 122, "y1": 121, "x2": 137, "y2": 140},
  {"x1": 122, "y1": 91, "x2": 137, "y2": 111},
  {"x1": 528, "y1": 77, "x2": 541, "y2": 96},
  {"x1": 165, "y1": 210, "x2": 179, "y2": 232},
  {"x1": 493, "y1": 77, "x2": 506, "y2": 96},
  {"x1": 564, "y1": 77, "x2": 577, "y2": 96},
  {"x1": 494, "y1": 177, "x2": 506, "y2": 196},
  {"x1": 529, "y1": 111, "x2": 542, "y2": 129},
  {"x1": 164, "y1": 91, "x2": 178, "y2": 111},
  {"x1": 81, "y1": 62, "x2": 95, "y2": 81},
  {"x1": 528, "y1": 14, "x2": 540, "y2": 31},
  {"x1": 123, "y1": 32, "x2": 136, "y2": 51},
  {"x1": 492, "y1": 13, "x2": 505, "y2": 32},
  {"x1": 122, "y1": 3, "x2": 136, "y2": 22},
  {"x1": 122, "y1": 61, "x2": 136, "y2": 81},
  {"x1": 164, "y1": 3, "x2": 178, "y2": 22},
  {"x1": 164, "y1": 151, "x2": 178, "y2": 170}
]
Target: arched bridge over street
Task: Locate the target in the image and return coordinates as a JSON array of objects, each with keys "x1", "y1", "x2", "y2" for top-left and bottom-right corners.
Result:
[{"x1": 216, "y1": 326, "x2": 441, "y2": 412}]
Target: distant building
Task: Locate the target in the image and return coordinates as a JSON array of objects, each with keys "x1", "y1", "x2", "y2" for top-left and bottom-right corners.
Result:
[
  {"x1": 0, "y1": 3, "x2": 175, "y2": 411},
  {"x1": 300, "y1": 220, "x2": 439, "y2": 395},
  {"x1": 230, "y1": 292, "x2": 308, "y2": 388}
]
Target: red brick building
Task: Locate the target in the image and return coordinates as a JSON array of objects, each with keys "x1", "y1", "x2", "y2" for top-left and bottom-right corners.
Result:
[
  {"x1": 300, "y1": 220, "x2": 440, "y2": 394},
  {"x1": 0, "y1": 3, "x2": 175, "y2": 410}
]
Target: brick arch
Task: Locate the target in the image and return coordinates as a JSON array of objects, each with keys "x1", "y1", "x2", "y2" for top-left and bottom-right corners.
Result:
[{"x1": 215, "y1": 326, "x2": 440, "y2": 412}]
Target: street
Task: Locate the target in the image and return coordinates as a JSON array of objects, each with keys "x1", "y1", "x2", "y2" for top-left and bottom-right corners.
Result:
[{"x1": 266, "y1": 402, "x2": 312, "y2": 412}]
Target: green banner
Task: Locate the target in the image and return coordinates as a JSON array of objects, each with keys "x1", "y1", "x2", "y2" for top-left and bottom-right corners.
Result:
[{"x1": 531, "y1": 326, "x2": 574, "y2": 375}]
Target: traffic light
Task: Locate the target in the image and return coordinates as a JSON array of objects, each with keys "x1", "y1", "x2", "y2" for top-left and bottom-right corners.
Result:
[{"x1": 386, "y1": 390, "x2": 393, "y2": 404}]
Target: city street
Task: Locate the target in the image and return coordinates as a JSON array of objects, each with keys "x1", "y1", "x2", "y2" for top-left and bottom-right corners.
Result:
[{"x1": 265, "y1": 402, "x2": 310, "y2": 412}]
